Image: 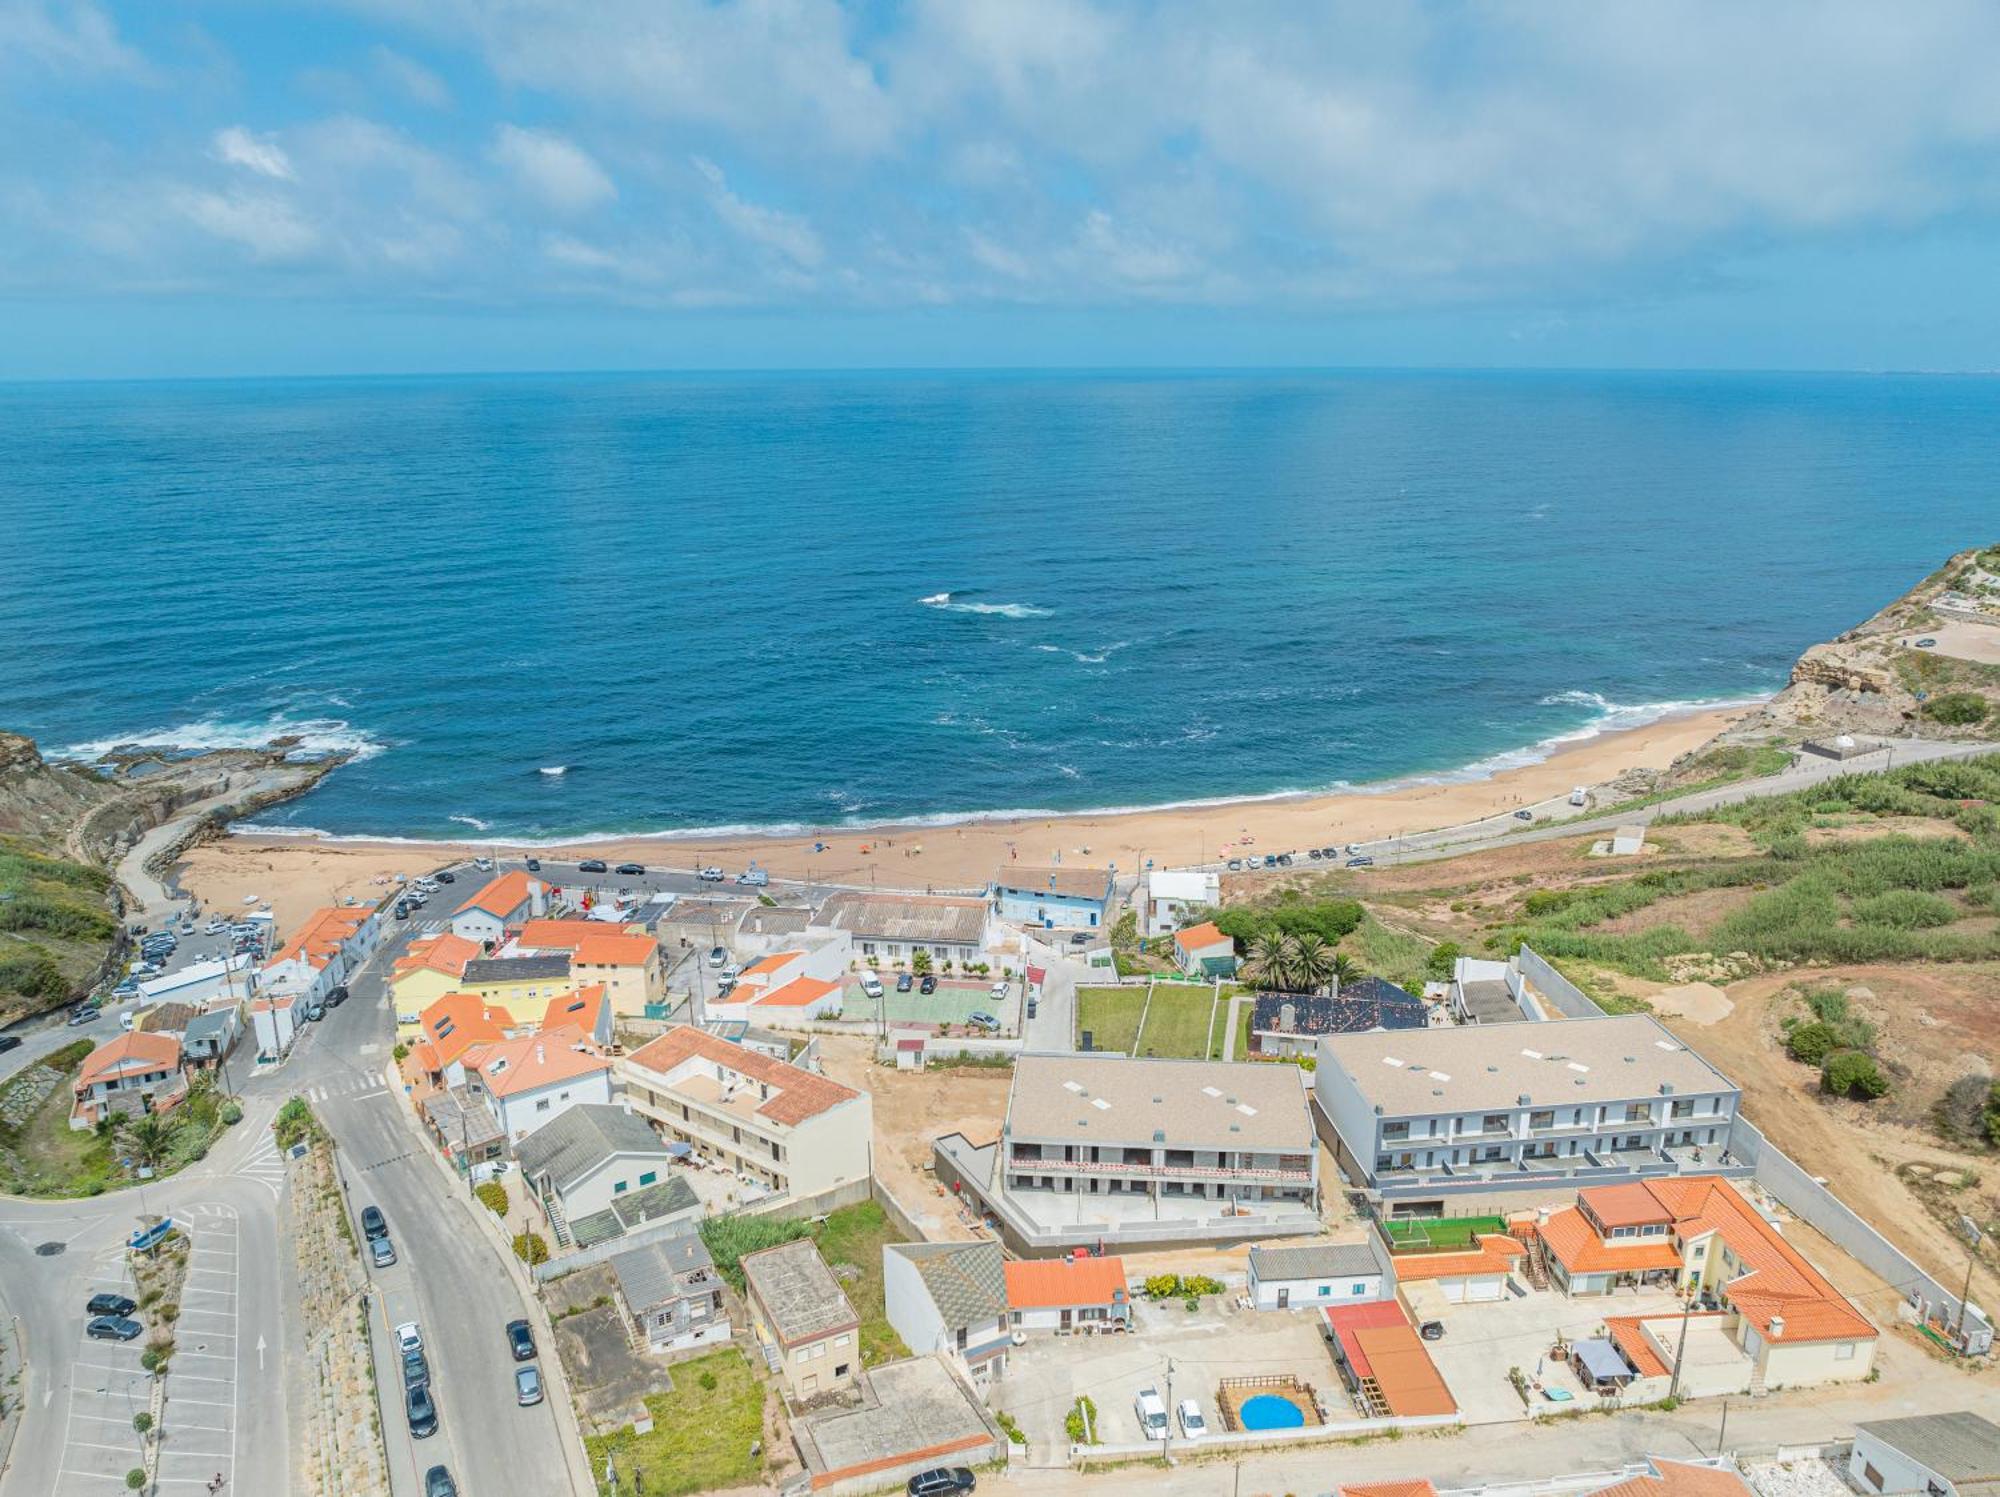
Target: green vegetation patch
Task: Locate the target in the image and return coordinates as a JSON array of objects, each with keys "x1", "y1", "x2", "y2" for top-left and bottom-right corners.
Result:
[
  {"x1": 1132, "y1": 983, "x2": 1218, "y2": 1059},
  {"x1": 0, "y1": 835, "x2": 117, "y2": 1019},
  {"x1": 583, "y1": 1348, "x2": 765, "y2": 1497},
  {"x1": 0, "y1": 1049, "x2": 226, "y2": 1197},
  {"x1": 1382, "y1": 1215, "x2": 1507, "y2": 1253},
  {"x1": 699, "y1": 1201, "x2": 909, "y2": 1367},
  {"x1": 1076, "y1": 986, "x2": 1146, "y2": 1053}
]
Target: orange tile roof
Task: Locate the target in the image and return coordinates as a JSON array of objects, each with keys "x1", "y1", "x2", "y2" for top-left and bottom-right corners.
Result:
[
  {"x1": 1601, "y1": 1313, "x2": 1726, "y2": 1379},
  {"x1": 1539, "y1": 1206, "x2": 1686, "y2": 1275},
  {"x1": 625, "y1": 1025, "x2": 861, "y2": 1127},
  {"x1": 394, "y1": 931, "x2": 482, "y2": 981},
  {"x1": 540, "y1": 984, "x2": 609, "y2": 1034},
  {"x1": 571, "y1": 931, "x2": 658, "y2": 968},
  {"x1": 1173, "y1": 920, "x2": 1228, "y2": 951},
  {"x1": 79, "y1": 1031, "x2": 182, "y2": 1088},
  {"x1": 1390, "y1": 1234, "x2": 1524, "y2": 1282},
  {"x1": 756, "y1": 976, "x2": 842, "y2": 1009},
  {"x1": 267, "y1": 905, "x2": 372, "y2": 972},
  {"x1": 417, "y1": 992, "x2": 513, "y2": 1071},
  {"x1": 737, "y1": 951, "x2": 802, "y2": 980},
  {"x1": 1342, "y1": 1482, "x2": 1439, "y2": 1497},
  {"x1": 1643, "y1": 1177, "x2": 1875, "y2": 1344},
  {"x1": 455, "y1": 870, "x2": 534, "y2": 920},
  {"x1": 1351, "y1": 1324, "x2": 1456, "y2": 1416},
  {"x1": 1589, "y1": 1459, "x2": 1754, "y2": 1497},
  {"x1": 1003, "y1": 1256, "x2": 1128, "y2": 1310},
  {"x1": 464, "y1": 1029, "x2": 610, "y2": 1099},
  {"x1": 1581, "y1": 1182, "x2": 1677, "y2": 1229},
  {"x1": 514, "y1": 918, "x2": 614, "y2": 950}
]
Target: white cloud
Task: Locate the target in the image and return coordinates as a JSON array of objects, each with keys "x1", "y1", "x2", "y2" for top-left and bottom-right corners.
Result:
[
  {"x1": 691, "y1": 156, "x2": 823, "y2": 269},
  {"x1": 371, "y1": 45, "x2": 451, "y2": 109},
  {"x1": 491, "y1": 124, "x2": 615, "y2": 213},
  {"x1": 211, "y1": 127, "x2": 295, "y2": 181},
  {"x1": 0, "y1": 0, "x2": 147, "y2": 76},
  {"x1": 172, "y1": 189, "x2": 318, "y2": 261}
]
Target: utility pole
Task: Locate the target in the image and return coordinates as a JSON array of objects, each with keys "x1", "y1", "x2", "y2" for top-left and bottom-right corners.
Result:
[
  {"x1": 1956, "y1": 1215, "x2": 1982, "y2": 1344},
  {"x1": 1162, "y1": 1357, "x2": 1174, "y2": 1459},
  {"x1": 1668, "y1": 1285, "x2": 1696, "y2": 1402},
  {"x1": 1715, "y1": 1397, "x2": 1729, "y2": 1456}
]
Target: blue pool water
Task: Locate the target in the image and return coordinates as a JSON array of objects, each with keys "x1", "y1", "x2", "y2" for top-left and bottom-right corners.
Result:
[
  {"x1": 1237, "y1": 1393, "x2": 1306, "y2": 1430},
  {"x1": 5, "y1": 370, "x2": 1999, "y2": 841}
]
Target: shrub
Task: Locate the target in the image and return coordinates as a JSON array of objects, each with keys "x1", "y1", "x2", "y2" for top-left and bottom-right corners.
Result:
[
  {"x1": 126, "y1": 1470, "x2": 147, "y2": 1490},
  {"x1": 1935, "y1": 1073, "x2": 1996, "y2": 1145},
  {"x1": 392, "y1": 1042, "x2": 409, "y2": 1063},
  {"x1": 512, "y1": 1232, "x2": 549, "y2": 1265},
  {"x1": 1785, "y1": 1022, "x2": 1839, "y2": 1066},
  {"x1": 219, "y1": 1101, "x2": 242, "y2": 1126},
  {"x1": 1822, "y1": 1050, "x2": 1890, "y2": 1100},
  {"x1": 1924, "y1": 692, "x2": 1991, "y2": 726},
  {"x1": 698, "y1": 1369, "x2": 719, "y2": 1391},
  {"x1": 1065, "y1": 1394, "x2": 1099, "y2": 1444},
  {"x1": 996, "y1": 1410, "x2": 1028, "y2": 1445},
  {"x1": 1424, "y1": 941, "x2": 1461, "y2": 982},
  {"x1": 132, "y1": 1412, "x2": 153, "y2": 1435},
  {"x1": 1850, "y1": 890, "x2": 1959, "y2": 929},
  {"x1": 1143, "y1": 1273, "x2": 1182, "y2": 1299},
  {"x1": 272, "y1": 1097, "x2": 315, "y2": 1148},
  {"x1": 474, "y1": 1181, "x2": 509, "y2": 1217}
]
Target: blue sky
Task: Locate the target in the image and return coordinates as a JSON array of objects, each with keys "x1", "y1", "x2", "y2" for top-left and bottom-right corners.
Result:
[{"x1": 5, "y1": 0, "x2": 2000, "y2": 378}]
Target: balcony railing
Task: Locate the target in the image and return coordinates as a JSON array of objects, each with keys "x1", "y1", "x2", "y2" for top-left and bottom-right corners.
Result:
[{"x1": 1011, "y1": 1154, "x2": 1310, "y2": 1184}]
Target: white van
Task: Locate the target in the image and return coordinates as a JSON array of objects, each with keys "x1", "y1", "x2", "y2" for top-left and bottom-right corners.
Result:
[
  {"x1": 1134, "y1": 1387, "x2": 1169, "y2": 1441},
  {"x1": 1569, "y1": 786, "x2": 1589, "y2": 807},
  {"x1": 859, "y1": 971, "x2": 884, "y2": 1000},
  {"x1": 1176, "y1": 1399, "x2": 1207, "y2": 1440}
]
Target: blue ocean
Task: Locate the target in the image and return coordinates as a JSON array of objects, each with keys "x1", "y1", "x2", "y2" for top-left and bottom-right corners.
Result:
[{"x1": 3, "y1": 371, "x2": 1997, "y2": 843}]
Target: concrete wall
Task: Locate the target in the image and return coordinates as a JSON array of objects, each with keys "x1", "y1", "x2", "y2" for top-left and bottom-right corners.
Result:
[
  {"x1": 1729, "y1": 1117, "x2": 1993, "y2": 1354},
  {"x1": 1849, "y1": 1429, "x2": 1947, "y2": 1494},
  {"x1": 882, "y1": 1247, "x2": 950, "y2": 1357},
  {"x1": 1762, "y1": 1333, "x2": 1873, "y2": 1388},
  {"x1": 1516, "y1": 945, "x2": 1602, "y2": 1021},
  {"x1": 1248, "y1": 1267, "x2": 1383, "y2": 1310}
]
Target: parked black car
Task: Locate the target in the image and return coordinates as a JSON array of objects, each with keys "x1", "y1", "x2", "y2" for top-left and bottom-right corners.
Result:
[
  {"x1": 919, "y1": 974, "x2": 937, "y2": 995},
  {"x1": 1419, "y1": 1320, "x2": 1445, "y2": 1341},
  {"x1": 406, "y1": 1382, "x2": 438, "y2": 1438},
  {"x1": 361, "y1": 1205, "x2": 388, "y2": 1241},
  {"x1": 87, "y1": 1293, "x2": 137, "y2": 1318},
  {"x1": 0, "y1": 1035, "x2": 19, "y2": 1055},
  {"x1": 434, "y1": 870, "x2": 455, "y2": 883},
  {"x1": 424, "y1": 1467, "x2": 459, "y2": 1497},
  {"x1": 505, "y1": 1318, "x2": 536, "y2": 1362},
  {"x1": 578, "y1": 858, "x2": 608, "y2": 873},
  {"x1": 907, "y1": 1469, "x2": 976, "y2": 1497},
  {"x1": 403, "y1": 1348, "x2": 429, "y2": 1390},
  {"x1": 327, "y1": 984, "x2": 349, "y2": 1007},
  {"x1": 896, "y1": 972, "x2": 914, "y2": 992},
  {"x1": 525, "y1": 857, "x2": 541, "y2": 872},
  {"x1": 614, "y1": 862, "x2": 646, "y2": 876}
]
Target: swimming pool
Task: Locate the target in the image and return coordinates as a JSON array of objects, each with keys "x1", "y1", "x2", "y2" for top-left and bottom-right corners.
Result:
[{"x1": 1236, "y1": 1393, "x2": 1306, "y2": 1430}]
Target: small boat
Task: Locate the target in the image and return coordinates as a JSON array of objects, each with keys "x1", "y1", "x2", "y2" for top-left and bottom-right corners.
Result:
[{"x1": 918, "y1": 592, "x2": 952, "y2": 606}]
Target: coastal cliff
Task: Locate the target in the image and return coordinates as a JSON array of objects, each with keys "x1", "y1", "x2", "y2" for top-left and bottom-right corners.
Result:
[
  {"x1": 1715, "y1": 542, "x2": 2000, "y2": 749},
  {"x1": 0, "y1": 730, "x2": 348, "y2": 1025}
]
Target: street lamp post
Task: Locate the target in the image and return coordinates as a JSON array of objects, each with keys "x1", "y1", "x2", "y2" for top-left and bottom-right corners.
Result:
[{"x1": 1955, "y1": 1214, "x2": 1982, "y2": 1345}]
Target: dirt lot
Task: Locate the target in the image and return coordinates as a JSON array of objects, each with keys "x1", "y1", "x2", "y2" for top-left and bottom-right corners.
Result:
[
  {"x1": 814, "y1": 1034, "x2": 1011, "y2": 1239},
  {"x1": 1657, "y1": 961, "x2": 2000, "y2": 1314}
]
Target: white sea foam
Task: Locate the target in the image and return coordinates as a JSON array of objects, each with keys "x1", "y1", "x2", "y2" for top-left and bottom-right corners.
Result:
[
  {"x1": 538, "y1": 766, "x2": 569, "y2": 777},
  {"x1": 59, "y1": 714, "x2": 388, "y2": 764},
  {"x1": 920, "y1": 594, "x2": 1051, "y2": 619},
  {"x1": 448, "y1": 814, "x2": 492, "y2": 832}
]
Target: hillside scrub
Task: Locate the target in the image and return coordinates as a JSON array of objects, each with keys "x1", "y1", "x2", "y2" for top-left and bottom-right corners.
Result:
[{"x1": 1211, "y1": 895, "x2": 1364, "y2": 951}]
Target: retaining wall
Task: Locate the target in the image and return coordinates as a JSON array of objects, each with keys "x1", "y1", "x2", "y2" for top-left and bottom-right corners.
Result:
[{"x1": 1517, "y1": 944, "x2": 1601, "y2": 1020}]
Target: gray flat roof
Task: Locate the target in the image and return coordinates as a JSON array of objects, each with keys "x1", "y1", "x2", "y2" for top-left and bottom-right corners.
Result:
[
  {"x1": 1008, "y1": 1053, "x2": 1314, "y2": 1152},
  {"x1": 463, "y1": 954, "x2": 570, "y2": 983},
  {"x1": 1457, "y1": 979, "x2": 1524, "y2": 1024},
  {"x1": 1318, "y1": 1015, "x2": 1737, "y2": 1115},
  {"x1": 1857, "y1": 1412, "x2": 2000, "y2": 1485},
  {"x1": 1247, "y1": 1241, "x2": 1379, "y2": 1282},
  {"x1": 813, "y1": 892, "x2": 988, "y2": 946},
  {"x1": 795, "y1": 1356, "x2": 995, "y2": 1477},
  {"x1": 743, "y1": 1238, "x2": 859, "y2": 1346}
]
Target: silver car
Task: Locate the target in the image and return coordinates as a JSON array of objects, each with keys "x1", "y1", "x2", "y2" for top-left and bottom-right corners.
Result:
[{"x1": 515, "y1": 1364, "x2": 543, "y2": 1406}]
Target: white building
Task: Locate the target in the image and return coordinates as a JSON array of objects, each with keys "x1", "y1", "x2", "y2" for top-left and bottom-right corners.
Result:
[
  {"x1": 1246, "y1": 1242, "x2": 1386, "y2": 1311},
  {"x1": 260, "y1": 904, "x2": 383, "y2": 1006},
  {"x1": 460, "y1": 1032, "x2": 614, "y2": 1146},
  {"x1": 810, "y1": 892, "x2": 996, "y2": 970},
  {"x1": 1850, "y1": 1412, "x2": 2000, "y2": 1496},
  {"x1": 1141, "y1": 869, "x2": 1219, "y2": 937},
  {"x1": 512, "y1": 1102, "x2": 687, "y2": 1225},
  {"x1": 882, "y1": 1241, "x2": 1012, "y2": 1384},
  {"x1": 248, "y1": 993, "x2": 300, "y2": 1059},
  {"x1": 610, "y1": 1233, "x2": 731, "y2": 1354},
  {"x1": 137, "y1": 954, "x2": 255, "y2": 1009},
  {"x1": 449, "y1": 870, "x2": 546, "y2": 946}
]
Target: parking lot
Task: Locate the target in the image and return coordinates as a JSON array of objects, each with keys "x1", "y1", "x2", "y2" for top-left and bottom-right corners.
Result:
[
  {"x1": 991, "y1": 1294, "x2": 1347, "y2": 1448},
  {"x1": 54, "y1": 1204, "x2": 242, "y2": 1494},
  {"x1": 1408, "y1": 1278, "x2": 1689, "y2": 1422},
  {"x1": 851, "y1": 976, "x2": 1020, "y2": 1030}
]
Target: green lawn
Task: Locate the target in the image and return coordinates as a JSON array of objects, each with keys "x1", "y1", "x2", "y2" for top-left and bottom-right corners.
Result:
[
  {"x1": 1076, "y1": 986, "x2": 1146, "y2": 1053},
  {"x1": 1131, "y1": 983, "x2": 1218, "y2": 1060},
  {"x1": 1382, "y1": 1214, "x2": 1507, "y2": 1252},
  {"x1": 582, "y1": 1348, "x2": 765, "y2": 1497},
  {"x1": 808, "y1": 1201, "x2": 911, "y2": 1367}
]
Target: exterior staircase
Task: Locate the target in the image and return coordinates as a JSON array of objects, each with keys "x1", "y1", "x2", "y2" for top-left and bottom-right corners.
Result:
[
  {"x1": 1511, "y1": 1222, "x2": 1552, "y2": 1290},
  {"x1": 545, "y1": 1194, "x2": 572, "y2": 1249}
]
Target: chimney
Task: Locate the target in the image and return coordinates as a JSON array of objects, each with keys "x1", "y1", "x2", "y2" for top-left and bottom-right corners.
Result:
[
  {"x1": 1280, "y1": 1001, "x2": 1296, "y2": 1031},
  {"x1": 535, "y1": 1043, "x2": 546, "y2": 1065},
  {"x1": 1768, "y1": 1315, "x2": 1785, "y2": 1340},
  {"x1": 1659, "y1": 1082, "x2": 1675, "y2": 1096},
  {"x1": 1518, "y1": 1093, "x2": 1532, "y2": 1106}
]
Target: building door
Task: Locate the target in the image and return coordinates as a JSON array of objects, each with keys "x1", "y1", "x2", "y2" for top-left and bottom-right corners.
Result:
[
  {"x1": 1060, "y1": 1309, "x2": 1072, "y2": 1330},
  {"x1": 1277, "y1": 1288, "x2": 1290, "y2": 1309}
]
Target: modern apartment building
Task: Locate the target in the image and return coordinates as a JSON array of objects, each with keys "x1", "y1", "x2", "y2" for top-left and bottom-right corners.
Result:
[
  {"x1": 935, "y1": 1053, "x2": 1320, "y2": 1252},
  {"x1": 619, "y1": 1025, "x2": 873, "y2": 1208},
  {"x1": 1314, "y1": 1014, "x2": 1741, "y2": 1203}
]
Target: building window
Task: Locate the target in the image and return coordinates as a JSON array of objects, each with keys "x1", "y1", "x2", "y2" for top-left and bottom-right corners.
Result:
[
  {"x1": 833, "y1": 1333, "x2": 850, "y2": 1348},
  {"x1": 834, "y1": 1363, "x2": 849, "y2": 1378},
  {"x1": 639, "y1": 1171, "x2": 657, "y2": 1187},
  {"x1": 1352, "y1": 1284, "x2": 1367, "y2": 1295},
  {"x1": 535, "y1": 1098, "x2": 551, "y2": 1112},
  {"x1": 1318, "y1": 1285, "x2": 1331, "y2": 1297},
  {"x1": 1834, "y1": 1341, "x2": 1856, "y2": 1360}
]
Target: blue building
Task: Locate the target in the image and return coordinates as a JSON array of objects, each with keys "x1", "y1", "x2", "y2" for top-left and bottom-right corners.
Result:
[{"x1": 990, "y1": 865, "x2": 1114, "y2": 930}]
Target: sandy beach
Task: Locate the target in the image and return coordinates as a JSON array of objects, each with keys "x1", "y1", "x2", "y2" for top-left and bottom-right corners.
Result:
[{"x1": 177, "y1": 705, "x2": 1751, "y2": 930}]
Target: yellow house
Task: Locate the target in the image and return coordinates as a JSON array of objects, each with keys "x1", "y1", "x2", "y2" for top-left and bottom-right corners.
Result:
[
  {"x1": 458, "y1": 952, "x2": 576, "y2": 1028},
  {"x1": 510, "y1": 921, "x2": 664, "y2": 1017},
  {"x1": 390, "y1": 932, "x2": 483, "y2": 1035}
]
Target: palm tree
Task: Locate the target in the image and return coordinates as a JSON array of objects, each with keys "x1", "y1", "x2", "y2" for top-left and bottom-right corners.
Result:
[
  {"x1": 122, "y1": 1114, "x2": 175, "y2": 1172},
  {"x1": 1329, "y1": 952, "x2": 1362, "y2": 991},
  {"x1": 1248, "y1": 933, "x2": 1295, "y2": 992},
  {"x1": 911, "y1": 949, "x2": 933, "y2": 977},
  {"x1": 1291, "y1": 934, "x2": 1335, "y2": 994}
]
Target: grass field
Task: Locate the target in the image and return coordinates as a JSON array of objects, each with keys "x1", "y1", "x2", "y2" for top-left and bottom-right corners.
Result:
[
  {"x1": 1132, "y1": 983, "x2": 1218, "y2": 1059},
  {"x1": 807, "y1": 1200, "x2": 911, "y2": 1367},
  {"x1": 1382, "y1": 1215, "x2": 1507, "y2": 1252},
  {"x1": 582, "y1": 1348, "x2": 764, "y2": 1497},
  {"x1": 1076, "y1": 985, "x2": 1146, "y2": 1052}
]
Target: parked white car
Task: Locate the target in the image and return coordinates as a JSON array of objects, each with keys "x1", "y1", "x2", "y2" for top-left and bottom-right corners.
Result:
[
  {"x1": 1176, "y1": 1399, "x2": 1207, "y2": 1440},
  {"x1": 989, "y1": 979, "x2": 1010, "y2": 1001},
  {"x1": 859, "y1": 971, "x2": 884, "y2": 999},
  {"x1": 1134, "y1": 1387, "x2": 1169, "y2": 1441}
]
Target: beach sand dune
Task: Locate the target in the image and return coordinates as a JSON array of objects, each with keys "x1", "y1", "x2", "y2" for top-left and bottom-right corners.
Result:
[{"x1": 179, "y1": 706, "x2": 1748, "y2": 930}]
